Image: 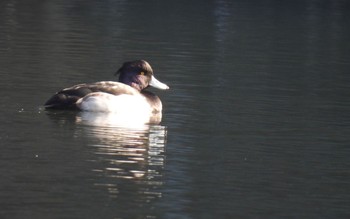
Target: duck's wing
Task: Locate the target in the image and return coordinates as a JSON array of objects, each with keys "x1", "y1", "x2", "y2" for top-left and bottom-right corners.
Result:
[
  {"x1": 44, "y1": 81, "x2": 138, "y2": 109},
  {"x1": 83, "y1": 82, "x2": 140, "y2": 95},
  {"x1": 44, "y1": 85, "x2": 91, "y2": 109}
]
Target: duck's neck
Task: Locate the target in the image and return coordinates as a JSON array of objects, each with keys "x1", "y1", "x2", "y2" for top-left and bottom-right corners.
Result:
[
  {"x1": 129, "y1": 82, "x2": 144, "y2": 91},
  {"x1": 119, "y1": 74, "x2": 148, "y2": 92}
]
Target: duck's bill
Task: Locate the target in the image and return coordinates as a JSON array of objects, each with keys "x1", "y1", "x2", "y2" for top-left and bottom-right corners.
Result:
[{"x1": 149, "y1": 75, "x2": 169, "y2": 90}]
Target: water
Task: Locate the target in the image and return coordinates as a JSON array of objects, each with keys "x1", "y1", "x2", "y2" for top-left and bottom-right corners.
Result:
[{"x1": 1, "y1": 0, "x2": 350, "y2": 218}]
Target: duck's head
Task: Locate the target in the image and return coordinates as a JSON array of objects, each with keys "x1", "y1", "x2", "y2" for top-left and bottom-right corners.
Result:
[{"x1": 116, "y1": 60, "x2": 169, "y2": 91}]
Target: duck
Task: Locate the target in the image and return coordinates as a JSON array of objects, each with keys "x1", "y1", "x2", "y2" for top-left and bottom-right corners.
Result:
[{"x1": 44, "y1": 60, "x2": 169, "y2": 117}]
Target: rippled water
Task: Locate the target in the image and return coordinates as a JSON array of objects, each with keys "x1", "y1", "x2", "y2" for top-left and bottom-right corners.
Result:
[{"x1": 1, "y1": 0, "x2": 350, "y2": 218}]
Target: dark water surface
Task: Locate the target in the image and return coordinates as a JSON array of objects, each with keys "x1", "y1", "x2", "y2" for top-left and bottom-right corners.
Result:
[{"x1": 1, "y1": 0, "x2": 350, "y2": 218}]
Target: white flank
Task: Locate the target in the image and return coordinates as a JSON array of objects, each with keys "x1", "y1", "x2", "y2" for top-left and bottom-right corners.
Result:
[{"x1": 76, "y1": 92, "x2": 153, "y2": 123}]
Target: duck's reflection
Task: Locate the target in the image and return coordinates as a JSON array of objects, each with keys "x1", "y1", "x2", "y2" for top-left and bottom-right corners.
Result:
[{"x1": 75, "y1": 111, "x2": 167, "y2": 200}]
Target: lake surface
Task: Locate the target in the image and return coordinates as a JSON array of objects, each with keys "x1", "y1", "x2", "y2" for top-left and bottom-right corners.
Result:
[{"x1": 1, "y1": 0, "x2": 350, "y2": 218}]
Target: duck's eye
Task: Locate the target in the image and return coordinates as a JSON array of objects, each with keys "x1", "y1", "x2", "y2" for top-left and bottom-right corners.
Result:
[{"x1": 140, "y1": 71, "x2": 145, "y2": 75}]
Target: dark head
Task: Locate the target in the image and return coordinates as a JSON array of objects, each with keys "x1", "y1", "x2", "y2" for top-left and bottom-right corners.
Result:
[{"x1": 116, "y1": 60, "x2": 169, "y2": 91}]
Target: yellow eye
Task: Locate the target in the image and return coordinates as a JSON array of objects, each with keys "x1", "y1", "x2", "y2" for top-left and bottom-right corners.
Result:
[{"x1": 140, "y1": 71, "x2": 145, "y2": 75}]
